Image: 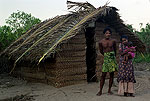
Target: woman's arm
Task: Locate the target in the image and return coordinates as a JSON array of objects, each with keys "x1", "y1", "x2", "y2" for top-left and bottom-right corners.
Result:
[{"x1": 119, "y1": 43, "x2": 128, "y2": 56}]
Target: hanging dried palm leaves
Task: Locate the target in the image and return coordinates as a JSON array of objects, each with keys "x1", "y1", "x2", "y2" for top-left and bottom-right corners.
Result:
[{"x1": 67, "y1": 0, "x2": 96, "y2": 12}]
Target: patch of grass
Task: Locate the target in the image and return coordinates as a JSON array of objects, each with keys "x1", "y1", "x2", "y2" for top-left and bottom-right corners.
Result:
[{"x1": 133, "y1": 53, "x2": 150, "y2": 63}]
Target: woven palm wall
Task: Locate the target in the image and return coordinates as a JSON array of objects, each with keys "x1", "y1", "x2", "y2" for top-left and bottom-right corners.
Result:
[{"x1": 44, "y1": 30, "x2": 87, "y2": 87}]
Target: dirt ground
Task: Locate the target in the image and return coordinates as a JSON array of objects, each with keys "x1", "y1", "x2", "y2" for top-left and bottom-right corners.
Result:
[{"x1": 0, "y1": 65, "x2": 150, "y2": 101}]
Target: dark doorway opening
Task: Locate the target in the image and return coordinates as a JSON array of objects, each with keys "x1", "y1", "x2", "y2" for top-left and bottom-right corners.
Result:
[{"x1": 85, "y1": 27, "x2": 97, "y2": 82}]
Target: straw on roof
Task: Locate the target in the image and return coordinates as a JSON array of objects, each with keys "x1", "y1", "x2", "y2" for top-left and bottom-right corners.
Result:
[{"x1": 1, "y1": 1, "x2": 145, "y2": 65}]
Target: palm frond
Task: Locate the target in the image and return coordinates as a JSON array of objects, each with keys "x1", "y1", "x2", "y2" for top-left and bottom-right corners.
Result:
[
  {"x1": 67, "y1": 0, "x2": 96, "y2": 12},
  {"x1": 140, "y1": 52, "x2": 146, "y2": 60}
]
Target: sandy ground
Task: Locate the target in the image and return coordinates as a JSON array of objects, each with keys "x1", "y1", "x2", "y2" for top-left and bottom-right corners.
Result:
[{"x1": 0, "y1": 71, "x2": 150, "y2": 101}]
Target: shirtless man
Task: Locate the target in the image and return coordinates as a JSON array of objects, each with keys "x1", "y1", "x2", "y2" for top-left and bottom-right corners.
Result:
[{"x1": 97, "y1": 27, "x2": 117, "y2": 96}]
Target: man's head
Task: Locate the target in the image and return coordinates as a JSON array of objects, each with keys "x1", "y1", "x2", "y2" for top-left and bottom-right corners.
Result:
[{"x1": 103, "y1": 27, "x2": 112, "y2": 39}]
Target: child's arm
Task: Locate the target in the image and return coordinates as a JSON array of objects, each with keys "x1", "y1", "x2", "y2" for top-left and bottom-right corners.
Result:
[{"x1": 129, "y1": 46, "x2": 136, "y2": 52}]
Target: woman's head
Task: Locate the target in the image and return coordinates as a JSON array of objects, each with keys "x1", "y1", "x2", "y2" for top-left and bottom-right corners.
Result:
[
  {"x1": 103, "y1": 27, "x2": 112, "y2": 39},
  {"x1": 120, "y1": 35, "x2": 128, "y2": 44}
]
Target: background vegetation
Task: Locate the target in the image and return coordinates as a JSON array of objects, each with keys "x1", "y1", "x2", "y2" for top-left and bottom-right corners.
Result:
[
  {"x1": 0, "y1": 11, "x2": 41, "y2": 50},
  {"x1": 127, "y1": 23, "x2": 150, "y2": 63}
]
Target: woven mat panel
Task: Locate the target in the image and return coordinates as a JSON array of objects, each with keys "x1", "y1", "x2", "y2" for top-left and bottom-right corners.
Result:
[
  {"x1": 20, "y1": 66, "x2": 45, "y2": 73},
  {"x1": 46, "y1": 66, "x2": 86, "y2": 77},
  {"x1": 60, "y1": 44, "x2": 86, "y2": 51},
  {"x1": 56, "y1": 56, "x2": 85, "y2": 62},
  {"x1": 67, "y1": 37, "x2": 86, "y2": 44},
  {"x1": 44, "y1": 61, "x2": 86, "y2": 69}
]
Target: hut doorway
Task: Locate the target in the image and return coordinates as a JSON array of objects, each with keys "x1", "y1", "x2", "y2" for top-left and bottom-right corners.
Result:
[{"x1": 85, "y1": 27, "x2": 97, "y2": 82}]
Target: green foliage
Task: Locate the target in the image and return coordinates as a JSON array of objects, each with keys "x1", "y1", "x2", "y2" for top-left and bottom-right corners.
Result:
[
  {"x1": 0, "y1": 11, "x2": 41, "y2": 50},
  {"x1": 0, "y1": 25, "x2": 14, "y2": 49},
  {"x1": 127, "y1": 23, "x2": 150, "y2": 63},
  {"x1": 136, "y1": 23, "x2": 150, "y2": 52},
  {"x1": 126, "y1": 24, "x2": 136, "y2": 33},
  {"x1": 127, "y1": 23, "x2": 150, "y2": 52},
  {"x1": 133, "y1": 52, "x2": 150, "y2": 63},
  {"x1": 6, "y1": 10, "x2": 41, "y2": 35}
]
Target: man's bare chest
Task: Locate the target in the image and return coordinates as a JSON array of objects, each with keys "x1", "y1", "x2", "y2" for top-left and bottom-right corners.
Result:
[{"x1": 102, "y1": 41, "x2": 113, "y2": 48}]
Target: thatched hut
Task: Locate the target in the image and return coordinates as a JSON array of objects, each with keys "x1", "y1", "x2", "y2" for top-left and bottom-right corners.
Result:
[{"x1": 1, "y1": 1, "x2": 145, "y2": 87}]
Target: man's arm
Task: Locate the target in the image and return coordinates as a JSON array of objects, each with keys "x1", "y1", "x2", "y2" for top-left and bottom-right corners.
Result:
[{"x1": 99, "y1": 42, "x2": 104, "y2": 55}]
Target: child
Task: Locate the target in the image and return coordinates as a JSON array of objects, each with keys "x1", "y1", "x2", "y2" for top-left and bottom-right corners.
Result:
[{"x1": 123, "y1": 42, "x2": 136, "y2": 63}]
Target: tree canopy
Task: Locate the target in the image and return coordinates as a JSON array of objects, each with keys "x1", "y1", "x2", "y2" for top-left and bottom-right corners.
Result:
[
  {"x1": 0, "y1": 11, "x2": 41, "y2": 50},
  {"x1": 127, "y1": 23, "x2": 150, "y2": 52}
]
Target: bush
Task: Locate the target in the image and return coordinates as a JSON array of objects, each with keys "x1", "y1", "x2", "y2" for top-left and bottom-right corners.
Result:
[
  {"x1": 127, "y1": 23, "x2": 150, "y2": 53},
  {"x1": 133, "y1": 52, "x2": 150, "y2": 63},
  {"x1": 0, "y1": 11, "x2": 41, "y2": 50},
  {"x1": 0, "y1": 25, "x2": 15, "y2": 50}
]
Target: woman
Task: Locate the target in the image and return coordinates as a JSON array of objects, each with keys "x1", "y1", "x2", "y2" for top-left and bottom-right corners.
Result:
[{"x1": 117, "y1": 35, "x2": 136, "y2": 97}]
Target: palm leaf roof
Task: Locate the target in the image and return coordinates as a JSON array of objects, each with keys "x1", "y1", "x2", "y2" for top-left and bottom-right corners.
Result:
[{"x1": 1, "y1": 1, "x2": 145, "y2": 65}]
